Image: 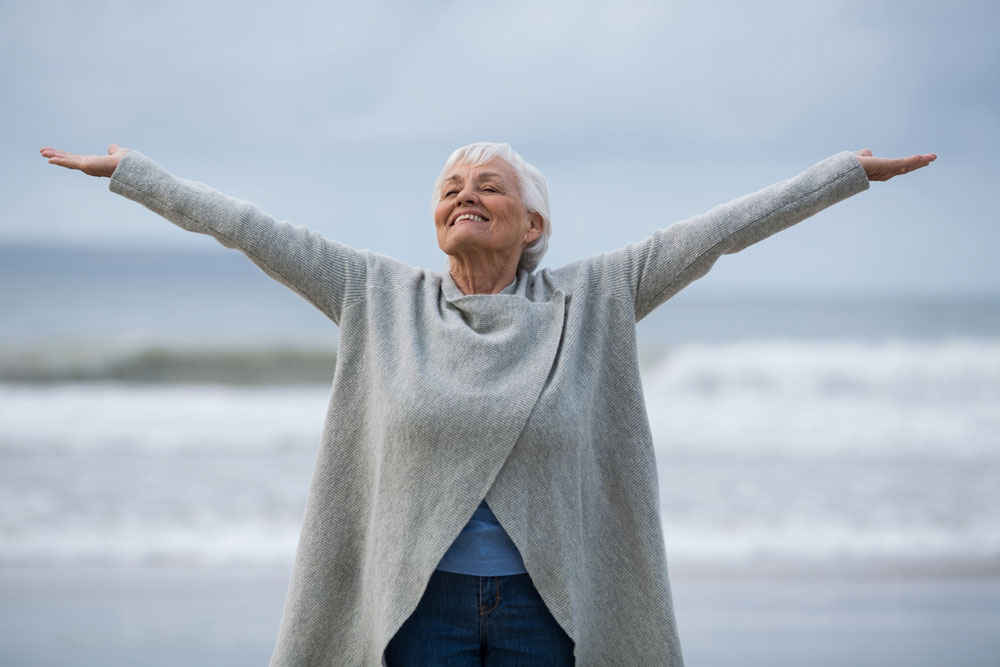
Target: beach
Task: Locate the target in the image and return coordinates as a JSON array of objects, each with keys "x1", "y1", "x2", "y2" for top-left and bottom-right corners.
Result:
[
  {"x1": 2, "y1": 562, "x2": 998, "y2": 666},
  {"x1": 670, "y1": 561, "x2": 1000, "y2": 667}
]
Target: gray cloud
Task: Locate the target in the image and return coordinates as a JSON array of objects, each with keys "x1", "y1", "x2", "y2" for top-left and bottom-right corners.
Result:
[{"x1": 4, "y1": 0, "x2": 997, "y2": 295}]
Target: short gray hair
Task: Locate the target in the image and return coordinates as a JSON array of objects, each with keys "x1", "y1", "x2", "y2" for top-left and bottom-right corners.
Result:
[{"x1": 431, "y1": 142, "x2": 552, "y2": 274}]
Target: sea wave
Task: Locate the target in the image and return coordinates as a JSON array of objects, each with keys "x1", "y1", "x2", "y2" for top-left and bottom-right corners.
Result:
[
  {"x1": 0, "y1": 344, "x2": 337, "y2": 384},
  {"x1": 0, "y1": 382, "x2": 329, "y2": 453},
  {"x1": 1, "y1": 337, "x2": 998, "y2": 566},
  {"x1": 643, "y1": 338, "x2": 1000, "y2": 460}
]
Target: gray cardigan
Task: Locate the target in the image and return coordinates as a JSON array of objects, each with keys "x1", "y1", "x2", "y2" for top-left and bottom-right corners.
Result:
[{"x1": 109, "y1": 150, "x2": 870, "y2": 666}]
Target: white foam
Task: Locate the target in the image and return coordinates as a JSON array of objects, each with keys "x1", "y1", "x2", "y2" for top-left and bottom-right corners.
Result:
[
  {"x1": 643, "y1": 338, "x2": 1000, "y2": 459},
  {"x1": 0, "y1": 382, "x2": 330, "y2": 453},
  {"x1": 0, "y1": 520, "x2": 300, "y2": 567}
]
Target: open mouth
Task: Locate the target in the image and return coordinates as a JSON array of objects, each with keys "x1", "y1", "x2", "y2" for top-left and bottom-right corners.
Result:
[{"x1": 451, "y1": 213, "x2": 488, "y2": 227}]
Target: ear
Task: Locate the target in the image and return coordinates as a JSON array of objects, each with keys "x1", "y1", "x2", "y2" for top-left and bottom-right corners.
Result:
[{"x1": 524, "y1": 211, "x2": 544, "y2": 244}]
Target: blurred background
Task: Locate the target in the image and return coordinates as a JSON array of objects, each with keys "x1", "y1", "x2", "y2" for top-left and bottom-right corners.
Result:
[{"x1": 2, "y1": 1, "x2": 998, "y2": 665}]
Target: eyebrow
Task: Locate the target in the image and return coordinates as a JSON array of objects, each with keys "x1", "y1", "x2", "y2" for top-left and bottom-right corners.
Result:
[{"x1": 442, "y1": 172, "x2": 507, "y2": 186}]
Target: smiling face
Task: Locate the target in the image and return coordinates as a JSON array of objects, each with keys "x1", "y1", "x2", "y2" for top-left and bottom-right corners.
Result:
[{"x1": 434, "y1": 157, "x2": 542, "y2": 267}]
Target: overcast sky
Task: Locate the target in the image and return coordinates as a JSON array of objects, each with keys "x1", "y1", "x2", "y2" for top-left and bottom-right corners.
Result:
[{"x1": 3, "y1": 0, "x2": 997, "y2": 297}]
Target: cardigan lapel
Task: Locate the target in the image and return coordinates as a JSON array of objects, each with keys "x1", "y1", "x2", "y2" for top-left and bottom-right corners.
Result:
[
  {"x1": 439, "y1": 266, "x2": 519, "y2": 301},
  {"x1": 372, "y1": 266, "x2": 567, "y2": 490}
]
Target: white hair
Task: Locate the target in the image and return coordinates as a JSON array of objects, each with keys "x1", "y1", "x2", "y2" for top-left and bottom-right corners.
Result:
[{"x1": 431, "y1": 142, "x2": 552, "y2": 274}]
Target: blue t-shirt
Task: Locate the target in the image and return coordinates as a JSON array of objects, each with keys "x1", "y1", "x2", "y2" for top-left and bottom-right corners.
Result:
[{"x1": 435, "y1": 499, "x2": 528, "y2": 576}]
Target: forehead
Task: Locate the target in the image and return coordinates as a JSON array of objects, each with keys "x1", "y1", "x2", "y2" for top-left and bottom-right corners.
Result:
[{"x1": 441, "y1": 157, "x2": 517, "y2": 184}]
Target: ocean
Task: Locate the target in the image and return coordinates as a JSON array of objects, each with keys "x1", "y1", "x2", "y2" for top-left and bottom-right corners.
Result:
[
  {"x1": 1, "y1": 245, "x2": 999, "y2": 666},
  {"x1": 2, "y1": 245, "x2": 998, "y2": 569}
]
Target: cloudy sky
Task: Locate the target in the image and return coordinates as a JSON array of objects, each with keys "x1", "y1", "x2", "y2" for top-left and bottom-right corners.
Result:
[{"x1": 3, "y1": 0, "x2": 997, "y2": 296}]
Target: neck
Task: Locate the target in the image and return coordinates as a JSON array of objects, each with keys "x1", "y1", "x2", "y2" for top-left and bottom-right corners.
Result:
[{"x1": 448, "y1": 250, "x2": 520, "y2": 295}]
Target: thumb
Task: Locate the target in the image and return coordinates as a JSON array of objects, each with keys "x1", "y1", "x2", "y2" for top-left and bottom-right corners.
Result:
[{"x1": 108, "y1": 143, "x2": 120, "y2": 154}]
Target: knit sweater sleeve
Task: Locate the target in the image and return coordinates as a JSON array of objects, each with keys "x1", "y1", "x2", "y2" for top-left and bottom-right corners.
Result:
[
  {"x1": 598, "y1": 151, "x2": 870, "y2": 322},
  {"x1": 108, "y1": 150, "x2": 367, "y2": 326}
]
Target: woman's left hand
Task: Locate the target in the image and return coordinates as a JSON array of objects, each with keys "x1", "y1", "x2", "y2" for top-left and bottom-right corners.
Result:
[{"x1": 853, "y1": 148, "x2": 937, "y2": 182}]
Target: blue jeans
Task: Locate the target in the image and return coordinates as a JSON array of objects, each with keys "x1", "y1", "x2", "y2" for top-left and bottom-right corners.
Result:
[{"x1": 384, "y1": 569, "x2": 576, "y2": 666}]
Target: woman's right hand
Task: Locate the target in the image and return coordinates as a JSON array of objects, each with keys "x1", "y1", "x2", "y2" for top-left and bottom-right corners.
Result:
[{"x1": 40, "y1": 144, "x2": 132, "y2": 178}]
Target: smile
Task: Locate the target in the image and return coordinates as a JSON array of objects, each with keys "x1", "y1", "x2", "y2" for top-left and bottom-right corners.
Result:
[{"x1": 452, "y1": 213, "x2": 488, "y2": 226}]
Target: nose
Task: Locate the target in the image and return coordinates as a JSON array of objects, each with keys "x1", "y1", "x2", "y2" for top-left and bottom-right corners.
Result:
[{"x1": 456, "y1": 184, "x2": 480, "y2": 205}]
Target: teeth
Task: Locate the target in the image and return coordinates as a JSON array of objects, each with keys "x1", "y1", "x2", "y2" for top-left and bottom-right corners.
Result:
[{"x1": 455, "y1": 214, "x2": 486, "y2": 223}]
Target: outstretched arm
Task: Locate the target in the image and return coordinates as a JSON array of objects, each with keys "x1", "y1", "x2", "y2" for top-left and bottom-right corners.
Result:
[
  {"x1": 40, "y1": 144, "x2": 368, "y2": 326},
  {"x1": 600, "y1": 149, "x2": 936, "y2": 322}
]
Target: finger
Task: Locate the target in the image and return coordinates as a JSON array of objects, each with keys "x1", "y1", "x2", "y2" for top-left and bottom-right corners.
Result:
[
  {"x1": 48, "y1": 156, "x2": 78, "y2": 169},
  {"x1": 895, "y1": 153, "x2": 936, "y2": 175},
  {"x1": 109, "y1": 143, "x2": 119, "y2": 154},
  {"x1": 860, "y1": 148, "x2": 873, "y2": 157},
  {"x1": 43, "y1": 148, "x2": 75, "y2": 160},
  {"x1": 51, "y1": 154, "x2": 86, "y2": 170}
]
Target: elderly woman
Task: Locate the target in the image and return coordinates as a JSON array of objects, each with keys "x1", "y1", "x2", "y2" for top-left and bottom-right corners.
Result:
[{"x1": 40, "y1": 142, "x2": 934, "y2": 666}]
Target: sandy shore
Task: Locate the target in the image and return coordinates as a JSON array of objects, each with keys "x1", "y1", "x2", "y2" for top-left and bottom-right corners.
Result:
[
  {"x1": 668, "y1": 561, "x2": 1000, "y2": 667},
  {"x1": 2, "y1": 561, "x2": 998, "y2": 666}
]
